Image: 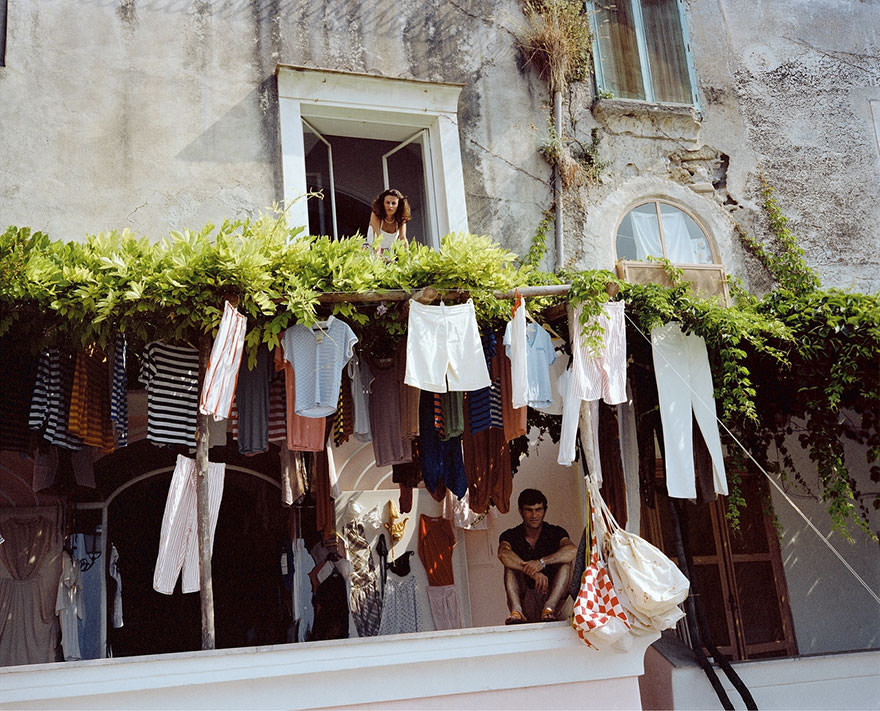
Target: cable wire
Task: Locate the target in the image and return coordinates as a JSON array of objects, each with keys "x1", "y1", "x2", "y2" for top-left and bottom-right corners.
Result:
[{"x1": 624, "y1": 312, "x2": 880, "y2": 607}]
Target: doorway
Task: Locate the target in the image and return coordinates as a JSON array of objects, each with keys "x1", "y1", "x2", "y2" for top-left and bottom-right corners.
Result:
[
  {"x1": 106, "y1": 465, "x2": 289, "y2": 657},
  {"x1": 303, "y1": 127, "x2": 432, "y2": 245}
]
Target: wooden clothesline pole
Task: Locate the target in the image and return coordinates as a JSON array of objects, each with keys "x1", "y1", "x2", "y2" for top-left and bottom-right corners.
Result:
[
  {"x1": 315, "y1": 283, "x2": 575, "y2": 305},
  {"x1": 314, "y1": 283, "x2": 618, "y2": 304},
  {"x1": 195, "y1": 334, "x2": 216, "y2": 651}
]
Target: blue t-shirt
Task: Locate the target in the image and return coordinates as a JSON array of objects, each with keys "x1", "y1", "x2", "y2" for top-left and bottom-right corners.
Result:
[
  {"x1": 503, "y1": 322, "x2": 557, "y2": 409},
  {"x1": 282, "y1": 316, "x2": 358, "y2": 418}
]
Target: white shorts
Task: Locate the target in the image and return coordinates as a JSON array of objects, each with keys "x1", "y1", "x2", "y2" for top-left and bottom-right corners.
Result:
[{"x1": 404, "y1": 299, "x2": 491, "y2": 393}]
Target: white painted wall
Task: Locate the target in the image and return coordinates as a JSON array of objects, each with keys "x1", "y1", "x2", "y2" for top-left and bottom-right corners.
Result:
[{"x1": 641, "y1": 646, "x2": 880, "y2": 711}]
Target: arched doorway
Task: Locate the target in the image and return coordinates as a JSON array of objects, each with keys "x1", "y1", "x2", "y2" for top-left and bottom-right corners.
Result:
[{"x1": 103, "y1": 454, "x2": 289, "y2": 657}]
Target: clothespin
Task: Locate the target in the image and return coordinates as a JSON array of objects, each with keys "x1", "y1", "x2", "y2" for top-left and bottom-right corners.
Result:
[{"x1": 512, "y1": 288, "x2": 523, "y2": 317}]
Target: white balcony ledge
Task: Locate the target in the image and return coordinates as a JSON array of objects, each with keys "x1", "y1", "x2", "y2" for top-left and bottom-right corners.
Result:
[{"x1": 0, "y1": 623, "x2": 658, "y2": 710}]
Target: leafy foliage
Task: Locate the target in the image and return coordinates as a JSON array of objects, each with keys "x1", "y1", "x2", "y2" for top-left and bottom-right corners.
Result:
[{"x1": 2, "y1": 189, "x2": 877, "y2": 540}]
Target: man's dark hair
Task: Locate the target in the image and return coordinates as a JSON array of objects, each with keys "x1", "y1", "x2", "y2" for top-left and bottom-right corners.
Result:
[{"x1": 517, "y1": 488, "x2": 547, "y2": 510}]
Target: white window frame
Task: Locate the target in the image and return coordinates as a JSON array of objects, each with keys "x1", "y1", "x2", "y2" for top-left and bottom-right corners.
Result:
[
  {"x1": 589, "y1": 0, "x2": 700, "y2": 108},
  {"x1": 276, "y1": 65, "x2": 468, "y2": 249}
]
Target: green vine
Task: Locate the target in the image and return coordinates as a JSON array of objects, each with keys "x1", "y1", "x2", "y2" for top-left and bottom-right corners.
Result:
[
  {"x1": 521, "y1": 211, "x2": 554, "y2": 268},
  {"x1": 737, "y1": 176, "x2": 822, "y2": 296},
  {"x1": 2, "y1": 182, "x2": 878, "y2": 540}
]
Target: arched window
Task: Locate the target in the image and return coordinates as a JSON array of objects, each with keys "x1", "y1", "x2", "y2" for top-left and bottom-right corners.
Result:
[{"x1": 616, "y1": 200, "x2": 715, "y2": 265}]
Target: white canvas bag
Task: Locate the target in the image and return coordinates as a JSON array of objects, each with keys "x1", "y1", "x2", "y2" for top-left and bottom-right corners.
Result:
[{"x1": 588, "y1": 477, "x2": 689, "y2": 630}]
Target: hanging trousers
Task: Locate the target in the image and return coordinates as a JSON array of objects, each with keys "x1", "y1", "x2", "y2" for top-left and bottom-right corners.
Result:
[
  {"x1": 153, "y1": 455, "x2": 225, "y2": 594},
  {"x1": 199, "y1": 300, "x2": 247, "y2": 420},
  {"x1": 650, "y1": 322, "x2": 727, "y2": 499}
]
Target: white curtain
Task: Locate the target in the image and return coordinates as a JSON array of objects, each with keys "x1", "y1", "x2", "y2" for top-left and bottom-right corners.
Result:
[
  {"x1": 630, "y1": 210, "x2": 663, "y2": 260},
  {"x1": 660, "y1": 209, "x2": 697, "y2": 263}
]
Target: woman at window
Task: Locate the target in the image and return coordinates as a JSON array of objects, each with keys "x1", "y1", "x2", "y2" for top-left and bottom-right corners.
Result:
[{"x1": 367, "y1": 188, "x2": 410, "y2": 251}]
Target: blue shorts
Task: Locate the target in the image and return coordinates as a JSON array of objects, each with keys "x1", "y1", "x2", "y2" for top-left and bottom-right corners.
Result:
[{"x1": 419, "y1": 391, "x2": 467, "y2": 498}]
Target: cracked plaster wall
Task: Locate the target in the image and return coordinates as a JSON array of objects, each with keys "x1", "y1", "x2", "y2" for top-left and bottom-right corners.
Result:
[
  {"x1": 0, "y1": 0, "x2": 877, "y2": 294},
  {"x1": 0, "y1": 0, "x2": 549, "y2": 247},
  {"x1": 682, "y1": 0, "x2": 880, "y2": 293}
]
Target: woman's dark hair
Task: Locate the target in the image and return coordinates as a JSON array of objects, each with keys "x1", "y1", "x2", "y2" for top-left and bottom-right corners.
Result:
[
  {"x1": 517, "y1": 489, "x2": 548, "y2": 510},
  {"x1": 371, "y1": 188, "x2": 411, "y2": 224}
]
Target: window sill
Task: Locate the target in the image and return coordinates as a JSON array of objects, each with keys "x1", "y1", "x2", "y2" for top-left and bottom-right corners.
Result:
[
  {"x1": 616, "y1": 260, "x2": 730, "y2": 305},
  {"x1": 591, "y1": 99, "x2": 702, "y2": 141}
]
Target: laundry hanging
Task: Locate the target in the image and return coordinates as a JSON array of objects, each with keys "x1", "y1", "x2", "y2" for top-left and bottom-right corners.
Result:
[
  {"x1": 138, "y1": 342, "x2": 200, "y2": 448},
  {"x1": 404, "y1": 299, "x2": 490, "y2": 393},
  {"x1": 199, "y1": 300, "x2": 247, "y2": 420},
  {"x1": 651, "y1": 321, "x2": 728, "y2": 499},
  {"x1": 29, "y1": 348, "x2": 84, "y2": 450},
  {"x1": 418, "y1": 514, "x2": 461, "y2": 630},
  {"x1": 153, "y1": 454, "x2": 225, "y2": 595},
  {"x1": 282, "y1": 315, "x2": 358, "y2": 418},
  {"x1": 275, "y1": 347, "x2": 325, "y2": 452},
  {"x1": 568, "y1": 300, "x2": 627, "y2": 406}
]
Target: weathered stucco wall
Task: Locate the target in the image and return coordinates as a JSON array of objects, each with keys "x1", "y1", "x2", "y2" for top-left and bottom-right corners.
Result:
[{"x1": 0, "y1": 0, "x2": 549, "y2": 252}]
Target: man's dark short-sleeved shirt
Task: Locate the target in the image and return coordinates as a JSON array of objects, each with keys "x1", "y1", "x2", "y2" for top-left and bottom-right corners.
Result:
[{"x1": 499, "y1": 522, "x2": 570, "y2": 563}]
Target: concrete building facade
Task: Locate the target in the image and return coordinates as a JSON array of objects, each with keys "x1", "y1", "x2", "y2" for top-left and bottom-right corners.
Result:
[{"x1": 1, "y1": 1, "x2": 878, "y2": 708}]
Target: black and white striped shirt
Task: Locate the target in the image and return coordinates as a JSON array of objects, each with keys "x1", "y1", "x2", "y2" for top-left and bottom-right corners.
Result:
[
  {"x1": 138, "y1": 342, "x2": 199, "y2": 448},
  {"x1": 28, "y1": 349, "x2": 85, "y2": 450}
]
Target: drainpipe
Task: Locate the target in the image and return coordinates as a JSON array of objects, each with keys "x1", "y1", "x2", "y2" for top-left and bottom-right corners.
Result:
[{"x1": 554, "y1": 88, "x2": 564, "y2": 272}]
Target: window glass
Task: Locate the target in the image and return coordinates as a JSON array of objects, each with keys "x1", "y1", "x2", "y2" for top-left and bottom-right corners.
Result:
[
  {"x1": 593, "y1": 1, "x2": 644, "y2": 100},
  {"x1": 642, "y1": 0, "x2": 692, "y2": 103},
  {"x1": 616, "y1": 201, "x2": 713, "y2": 264},
  {"x1": 592, "y1": 0, "x2": 696, "y2": 105}
]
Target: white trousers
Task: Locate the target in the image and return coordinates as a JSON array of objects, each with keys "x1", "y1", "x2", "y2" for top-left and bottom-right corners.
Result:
[
  {"x1": 153, "y1": 455, "x2": 225, "y2": 594},
  {"x1": 651, "y1": 322, "x2": 727, "y2": 499}
]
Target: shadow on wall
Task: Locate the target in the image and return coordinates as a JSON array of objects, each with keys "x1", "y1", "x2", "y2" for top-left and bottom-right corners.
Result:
[
  {"x1": 176, "y1": 83, "x2": 276, "y2": 165},
  {"x1": 79, "y1": 0, "x2": 303, "y2": 22}
]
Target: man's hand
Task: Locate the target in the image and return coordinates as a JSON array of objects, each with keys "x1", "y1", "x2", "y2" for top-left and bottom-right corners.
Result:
[
  {"x1": 532, "y1": 571, "x2": 549, "y2": 596},
  {"x1": 521, "y1": 559, "x2": 545, "y2": 577}
]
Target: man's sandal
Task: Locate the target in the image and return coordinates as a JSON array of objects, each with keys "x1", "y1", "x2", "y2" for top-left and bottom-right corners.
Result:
[
  {"x1": 540, "y1": 607, "x2": 557, "y2": 622},
  {"x1": 505, "y1": 610, "x2": 527, "y2": 625}
]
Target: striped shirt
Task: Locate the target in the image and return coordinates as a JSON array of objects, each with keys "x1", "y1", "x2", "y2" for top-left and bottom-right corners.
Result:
[
  {"x1": 199, "y1": 300, "x2": 247, "y2": 420},
  {"x1": 109, "y1": 335, "x2": 128, "y2": 447},
  {"x1": 468, "y1": 332, "x2": 497, "y2": 434},
  {"x1": 282, "y1": 316, "x2": 358, "y2": 418},
  {"x1": 28, "y1": 349, "x2": 84, "y2": 450},
  {"x1": 68, "y1": 348, "x2": 115, "y2": 451},
  {"x1": 138, "y1": 342, "x2": 199, "y2": 448}
]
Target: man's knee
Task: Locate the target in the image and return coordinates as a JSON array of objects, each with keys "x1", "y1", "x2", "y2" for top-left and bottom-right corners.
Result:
[{"x1": 551, "y1": 561, "x2": 572, "y2": 583}]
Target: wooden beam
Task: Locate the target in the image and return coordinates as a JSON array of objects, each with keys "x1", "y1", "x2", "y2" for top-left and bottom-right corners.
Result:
[{"x1": 315, "y1": 284, "x2": 576, "y2": 304}]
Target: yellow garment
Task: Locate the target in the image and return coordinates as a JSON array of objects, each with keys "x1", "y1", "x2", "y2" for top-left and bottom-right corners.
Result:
[
  {"x1": 68, "y1": 349, "x2": 115, "y2": 452},
  {"x1": 384, "y1": 499, "x2": 408, "y2": 555}
]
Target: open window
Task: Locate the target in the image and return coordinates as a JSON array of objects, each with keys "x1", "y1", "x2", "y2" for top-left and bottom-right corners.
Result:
[
  {"x1": 590, "y1": 0, "x2": 699, "y2": 106},
  {"x1": 277, "y1": 66, "x2": 469, "y2": 249},
  {"x1": 643, "y1": 470, "x2": 798, "y2": 660}
]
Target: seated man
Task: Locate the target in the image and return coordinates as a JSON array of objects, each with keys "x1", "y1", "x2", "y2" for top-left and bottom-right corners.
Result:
[{"x1": 498, "y1": 488, "x2": 576, "y2": 624}]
